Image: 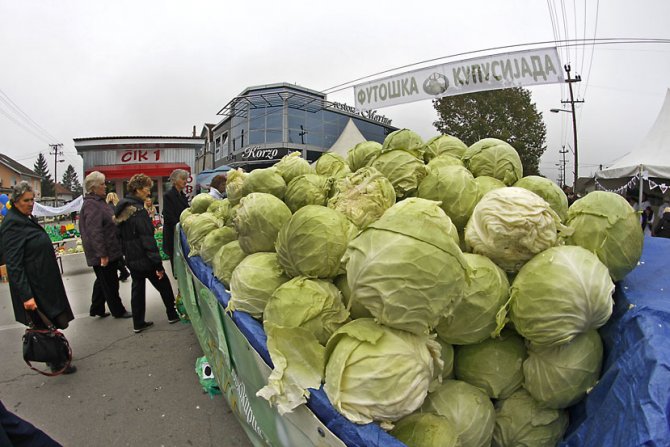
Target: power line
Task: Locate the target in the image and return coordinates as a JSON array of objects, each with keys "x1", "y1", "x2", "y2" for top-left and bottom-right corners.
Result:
[{"x1": 0, "y1": 88, "x2": 60, "y2": 143}]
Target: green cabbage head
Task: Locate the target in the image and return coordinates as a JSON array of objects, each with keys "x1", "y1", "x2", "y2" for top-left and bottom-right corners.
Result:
[
  {"x1": 462, "y1": 138, "x2": 523, "y2": 185},
  {"x1": 370, "y1": 150, "x2": 428, "y2": 199},
  {"x1": 426, "y1": 154, "x2": 465, "y2": 172},
  {"x1": 493, "y1": 389, "x2": 568, "y2": 447},
  {"x1": 390, "y1": 413, "x2": 458, "y2": 447},
  {"x1": 185, "y1": 212, "x2": 222, "y2": 256},
  {"x1": 422, "y1": 380, "x2": 496, "y2": 447},
  {"x1": 211, "y1": 240, "x2": 247, "y2": 288},
  {"x1": 273, "y1": 151, "x2": 312, "y2": 184},
  {"x1": 179, "y1": 208, "x2": 192, "y2": 226},
  {"x1": 190, "y1": 193, "x2": 216, "y2": 214},
  {"x1": 563, "y1": 191, "x2": 643, "y2": 281},
  {"x1": 474, "y1": 176, "x2": 506, "y2": 200},
  {"x1": 284, "y1": 174, "x2": 333, "y2": 213},
  {"x1": 275, "y1": 205, "x2": 355, "y2": 279},
  {"x1": 225, "y1": 169, "x2": 248, "y2": 205},
  {"x1": 199, "y1": 226, "x2": 238, "y2": 265},
  {"x1": 233, "y1": 193, "x2": 292, "y2": 254},
  {"x1": 465, "y1": 187, "x2": 563, "y2": 273},
  {"x1": 417, "y1": 165, "x2": 479, "y2": 230},
  {"x1": 381, "y1": 128, "x2": 425, "y2": 159},
  {"x1": 327, "y1": 167, "x2": 396, "y2": 229},
  {"x1": 509, "y1": 245, "x2": 614, "y2": 346},
  {"x1": 515, "y1": 175, "x2": 569, "y2": 221},
  {"x1": 324, "y1": 319, "x2": 442, "y2": 427},
  {"x1": 207, "y1": 198, "x2": 233, "y2": 226},
  {"x1": 423, "y1": 134, "x2": 468, "y2": 162},
  {"x1": 346, "y1": 141, "x2": 382, "y2": 172},
  {"x1": 241, "y1": 167, "x2": 286, "y2": 200},
  {"x1": 315, "y1": 152, "x2": 351, "y2": 178},
  {"x1": 334, "y1": 274, "x2": 372, "y2": 319},
  {"x1": 524, "y1": 330, "x2": 603, "y2": 409}
]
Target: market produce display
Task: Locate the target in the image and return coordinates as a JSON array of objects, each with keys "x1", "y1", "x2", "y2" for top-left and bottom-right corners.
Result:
[{"x1": 182, "y1": 133, "x2": 644, "y2": 446}]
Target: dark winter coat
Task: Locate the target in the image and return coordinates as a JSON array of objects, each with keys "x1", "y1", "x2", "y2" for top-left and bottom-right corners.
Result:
[
  {"x1": 79, "y1": 193, "x2": 123, "y2": 266},
  {"x1": 161, "y1": 186, "x2": 189, "y2": 258},
  {"x1": 0, "y1": 206, "x2": 74, "y2": 326},
  {"x1": 654, "y1": 211, "x2": 670, "y2": 238},
  {"x1": 115, "y1": 195, "x2": 164, "y2": 273}
]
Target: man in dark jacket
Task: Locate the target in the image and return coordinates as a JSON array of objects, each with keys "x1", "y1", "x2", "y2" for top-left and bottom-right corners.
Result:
[
  {"x1": 162, "y1": 169, "x2": 190, "y2": 275},
  {"x1": 116, "y1": 174, "x2": 179, "y2": 333},
  {"x1": 654, "y1": 207, "x2": 670, "y2": 238},
  {"x1": 79, "y1": 172, "x2": 131, "y2": 319}
]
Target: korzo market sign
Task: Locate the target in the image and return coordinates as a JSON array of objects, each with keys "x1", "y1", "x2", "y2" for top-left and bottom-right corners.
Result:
[{"x1": 354, "y1": 47, "x2": 564, "y2": 110}]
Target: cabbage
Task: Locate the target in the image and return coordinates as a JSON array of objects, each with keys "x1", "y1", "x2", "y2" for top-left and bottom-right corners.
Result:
[
  {"x1": 273, "y1": 151, "x2": 312, "y2": 184},
  {"x1": 346, "y1": 141, "x2": 382, "y2": 172},
  {"x1": 225, "y1": 168, "x2": 247, "y2": 205},
  {"x1": 370, "y1": 150, "x2": 428, "y2": 199},
  {"x1": 474, "y1": 176, "x2": 506, "y2": 200},
  {"x1": 211, "y1": 240, "x2": 247, "y2": 288},
  {"x1": 435, "y1": 337, "x2": 454, "y2": 380},
  {"x1": 509, "y1": 245, "x2": 614, "y2": 346},
  {"x1": 381, "y1": 128, "x2": 425, "y2": 160},
  {"x1": 226, "y1": 252, "x2": 290, "y2": 318},
  {"x1": 344, "y1": 199, "x2": 468, "y2": 335},
  {"x1": 276, "y1": 205, "x2": 355, "y2": 279},
  {"x1": 384, "y1": 198, "x2": 459, "y2": 245},
  {"x1": 199, "y1": 226, "x2": 238, "y2": 265},
  {"x1": 233, "y1": 193, "x2": 292, "y2": 254},
  {"x1": 327, "y1": 167, "x2": 396, "y2": 229},
  {"x1": 241, "y1": 167, "x2": 286, "y2": 200},
  {"x1": 422, "y1": 380, "x2": 496, "y2": 447},
  {"x1": 492, "y1": 389, "x2": 568, "y2": 447},
  {"x1": 179, "y1": 208, "x2": 192, "y2": 227},
  {"x1": 390, "y1": 413, "x2": 458, "y2": 447},
  {"x1": 524, "y1": 330, "x2": 603, "y2": 409},
  {"x1": 426, "y1": 154, "x2": 465, "y2": 172},
  {"x1": 515, "y1": 175, "x2": 569, "y2": 221},
  {"x1": 436, "y1": 253, "x2": 510, "y2": 345},
  {"x1": 206, "y1": 198, "x2": 233, "y2": 225},
  {"x1": 454, "y1": 330, "x2": 526, "y2": 399},
  {"x1": 417, "y1": 165, "x2": 479, "y2": 230},
  {"x1": 190, "y1": 193, "x2": 216, "y2": 214},
  {"x1": 465, "y1": 187, "x2": 563, "y2": 273},
  {"x1": 185, "y1": 212, "x2": 221, "y2": 256},
  {"x1": 181, "y1": 213, "x2": 199, "y2": 236},
  {"x1": 563, "y1": 191, "x2": 643, "y2": 281},
  {"x1": 324, "y1": 319, "x2": 442, "y2": 427},
  {"x1": 283, "y1": 174, "x2": 333, "y2": 213},
  {"x1": 315, "y1": 152, "x2": 351, "y2": 178},
  {"x1": 462, "y1": 138, "x2": 523, "y2": 185},
  {"x1": 263, "y1": 276, "x2": 349, "y2": 344},
  {"x1": 334, "y1": 274, "x2": 372, "y2": 319},
  {"x1": 423, "y1": 134, "x2": 468, "y2": 162}
]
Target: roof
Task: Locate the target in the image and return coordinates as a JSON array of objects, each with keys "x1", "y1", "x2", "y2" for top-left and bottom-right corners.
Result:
[
  {"x1": 55, "y1": 183, "x2": 74, "y2": 195},
  {"x1": 74, "y1": 136, "x2": 203, "y2": 142},
  {"x1": 0, "y1": 153, "x2": 41, "y2": 178},
  {"x1": 328, "y1": 119, "x2": 367, "y2": 157}
]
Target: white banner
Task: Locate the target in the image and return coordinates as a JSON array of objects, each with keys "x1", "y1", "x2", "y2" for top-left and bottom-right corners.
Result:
[
  {"x1": 354, "y1": 47, "x2": 564, "y2": 110},
  {"x1": 33, "y1": 195, "x2": 83, "y2": 217}
]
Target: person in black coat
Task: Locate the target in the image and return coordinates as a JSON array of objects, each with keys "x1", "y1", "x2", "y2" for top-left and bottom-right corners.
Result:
[
  {"x1": 0, "y1": 181, "x2": 76, "y2": 374},
  {"x1": 79, "y1": 172, "x2": 131, "y2": 319},
  {"x1": 105, "y1": 192, "x2": 130, "y2": 281},
  {"x1": 115, "y1": 174, "x2": 179, "y2": 333},
  {"x1": 161, "y1": 169, "x2": 190, "y2": 275}
]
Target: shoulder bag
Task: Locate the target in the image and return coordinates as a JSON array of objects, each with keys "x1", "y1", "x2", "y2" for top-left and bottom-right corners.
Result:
[{"x1": 22, "y1": 310, "x2": 72, "y2": 376}]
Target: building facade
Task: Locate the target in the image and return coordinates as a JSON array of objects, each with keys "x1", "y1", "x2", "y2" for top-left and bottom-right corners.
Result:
[{"x1": 0, "y1": 153, "x2": 42, "y2": 198}]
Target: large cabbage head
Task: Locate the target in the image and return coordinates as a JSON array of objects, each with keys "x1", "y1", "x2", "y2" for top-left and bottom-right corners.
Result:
[
  {"x1": 283, "y1": 174, "x2": 333, "y2": 213},
  {"x1": 327, "y1": 167, "x2": 396, "y2": 229},
  {"x1": 426, "y1": 154, "x2": 465, "y2": 172},
  {"x1": 421, "y1": 380, "x2": 496, "y2": 447},
  {"x1": 474, "y1": 176, "x2": 506, "y2": 200},
  {"x1": 181, "y1": 213, "x2": 199, "y2": 236},
  {"x1": 324, "y1": 319, "x2": 442, "y2": 427},
  {"x1": 436, "y1": 253, "x2": 510, "y2": 345},
  {"x1": 390, "y1": 413, "x2": 458, "y2": 447},
  {"x1": 241, "y1": 167, "x2": 286, "y2": 200},
  {"x1": 454, "y1": 330, "x2": 526, "y2": 399},
  {"x1": 344, "y1": 198, "x2": 468, "y2": 334},
  {"x1": 233, "y1": 192, "x2": 292, "y2": 254},
  {"x1": 263, "y1": 276, "x2": 350, "y2": 344},
  {"x1": 275, "y1": 205, "x2": 355, "y2": 279},
  {"x1": 211, "y1": 240, "x2": 247, "y2": 288},
  {"x1": 206, "y1": 198, "x2": 233, "y2": 226},
  {"x1": 334, "y1": 274, "x2": 372, "y2": 320},
  {"x1": 465, "y1": 186, "x2": 563, "y2": 273},
  {"x1": 315, "y1": 152, "x2": 351, "y2": 178},
  {"x1": 185, "y1": 212, "x2": 222, "y2": 256},
  {"x1": 423, "y1": 134, "x2": 468, "y2": 163},
  {"x1": 509, "y1": 245, "x2": 614, "y2": 346},
  {"x1": 346, "y1": 141, "x2": 382, "y2": 172},
  {"x1": 462, "y1": 138, "x2": 523, "y2": 185},
  {"x1": 273, "y1": 151, "x2": 312, "y2": 184},
  {"x1": 179, "y1": 208, "x2": 192, "y2": 227},
  {"x1": 225, "y1": 168, "x2": 248, "y2": 205},
  {"x1": 226, "y1": 252, "x2": 290, "y2": 319},
  {"x1": 417, "y1": 165, "x2": 479, "y2": 230},
  {"x1": 524, "y1": 330, "x2": 603, "y2": 409},
  {"x1": 190, "y1": 193, "x2": 216, "y2": 214},
  {"x1": 199, "y1": 226, "x2": 238, "y2": 265},
  {"x1": 563, "y1": 191, "x2": 643, "y2": 281},
  {"x1": 370, "y1": 150, "x2": 428, "y2": 199},
  {"x1": 493, "y1": 390, "x2": 568, "y2": 447},
  {"x1": 381, "y1": 128, "x2": 425, "y2": 159},
  {"x1": 515, "y1": 175, "x2": 569, "y2": 221}
]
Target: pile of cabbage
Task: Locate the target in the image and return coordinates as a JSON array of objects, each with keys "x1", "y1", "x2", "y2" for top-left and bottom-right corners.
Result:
[{"x1": 182, "y1": 132, "x2": 643, "y2": 446}]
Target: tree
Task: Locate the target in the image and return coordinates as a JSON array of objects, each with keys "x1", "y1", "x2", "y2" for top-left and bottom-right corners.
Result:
[
  {"x1": 33, "y1": 152, "x2": 54, "y2": 197},
  {"x1": 61, "y1": 164, "x2": 83, "y2": 198},
  {"x1": 433, "y1": 87, "x2": 547, "y2": 176}
]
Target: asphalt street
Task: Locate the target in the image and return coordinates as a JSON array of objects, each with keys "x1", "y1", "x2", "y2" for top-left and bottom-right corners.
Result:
[{"x1": 0, "y1": 248, "x2": 252, "y2": 447}]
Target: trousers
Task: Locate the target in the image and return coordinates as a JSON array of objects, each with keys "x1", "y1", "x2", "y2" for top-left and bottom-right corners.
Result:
[
  {"x1": 90, "y1": 261, "x2": 128, "y2": 317},
  {"x1": 129, "y1": 269, "x2": 178, "y2": 328}
]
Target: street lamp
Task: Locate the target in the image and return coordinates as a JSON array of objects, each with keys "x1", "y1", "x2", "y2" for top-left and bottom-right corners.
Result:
[{"x1": 550, "y1": 108, "x2": 579, "y2": 189}]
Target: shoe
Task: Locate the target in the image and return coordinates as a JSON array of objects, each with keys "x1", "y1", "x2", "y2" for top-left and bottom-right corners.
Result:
[
  {"x1": 114, "y1": 311, "x2": 133, "y2": 319},
  {"x1": 168, "y1": 317, "x2": 180, "y2": 324},
  {"x1": 133, "y1": 321, "x2": 154, "y2": 333},
  {"x1": 90, "y1": 312, "x2": 111, "y2": 318},
  {"x1": 50, "y1": 364, "x2": 77, "y2": 374}
]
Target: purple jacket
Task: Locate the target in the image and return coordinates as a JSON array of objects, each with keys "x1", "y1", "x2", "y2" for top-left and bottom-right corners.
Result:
[{"x1": 79, "y1": 193, "x2": 123, "y2": 266}]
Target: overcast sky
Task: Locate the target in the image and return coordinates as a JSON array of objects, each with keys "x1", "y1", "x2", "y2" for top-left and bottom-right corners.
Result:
[{"x1": 1, "y1": 0, "x2": 669, "y2": 186}]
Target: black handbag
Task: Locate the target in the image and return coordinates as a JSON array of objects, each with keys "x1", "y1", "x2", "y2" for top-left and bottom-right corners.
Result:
[{"x1": 22, "y1": 310, "x2": 72, "y2": 376}]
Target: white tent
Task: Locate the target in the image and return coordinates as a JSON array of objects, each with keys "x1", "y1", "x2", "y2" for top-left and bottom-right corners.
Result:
[{"x1": 328, "y1": 118, "x2": 367, "y2": 158}]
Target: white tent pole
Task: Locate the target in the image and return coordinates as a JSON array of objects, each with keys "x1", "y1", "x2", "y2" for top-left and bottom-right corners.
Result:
[{"x1": 639, "y1": 165, "x2": 644, "y2": 211}]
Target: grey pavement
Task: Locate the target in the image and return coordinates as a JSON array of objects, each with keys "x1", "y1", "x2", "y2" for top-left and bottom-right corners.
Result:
[{"x1": 0, "y1": 248, "x2": 252, "y2": 447}]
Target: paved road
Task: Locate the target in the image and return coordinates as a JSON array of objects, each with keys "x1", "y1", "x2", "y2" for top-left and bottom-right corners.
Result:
[{"x1": 0, "y1": 251, "x2": 252, "y2": 447}]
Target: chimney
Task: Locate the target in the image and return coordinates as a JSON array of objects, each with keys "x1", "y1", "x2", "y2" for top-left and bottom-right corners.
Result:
[{"x1": 192, "y1": 125, "x2": 196, "y2": 137}]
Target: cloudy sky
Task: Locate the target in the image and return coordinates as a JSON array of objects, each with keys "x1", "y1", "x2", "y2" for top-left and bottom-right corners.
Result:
[{"x1": 1, "y1": 0, "x2": 669, "y2": 185}]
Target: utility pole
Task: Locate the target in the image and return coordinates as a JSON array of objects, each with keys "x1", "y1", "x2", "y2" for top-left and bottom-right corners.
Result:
[
  {"x1": 561, "y1": 64, "x2": 584, "y2": 189},
  {"x1": 49, "y1": 143, "x2": 64, "y2": 205},
  {"x1": 559, "y1": 146, "x2": 569, "y2": 188}
]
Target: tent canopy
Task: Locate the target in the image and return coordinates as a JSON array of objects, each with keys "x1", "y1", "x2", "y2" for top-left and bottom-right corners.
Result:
[{"x1": 328, "y1": 118, "x2": 367, "y2": 158}]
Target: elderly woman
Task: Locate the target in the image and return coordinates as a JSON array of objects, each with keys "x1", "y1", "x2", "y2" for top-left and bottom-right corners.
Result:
[
  {"x1": 79, "y1": 171, "x2": 132, "y2": 319},
  {"x1": 106, "y1": 191, "x2": 130, "y2": 281},
  {"x1": 116, "y1": 174, "x2": 179, "y2": 333},
  {"x1": 161, "y1": 168, "x2": 190, "y2": 273},
  {"x1": 0, "y1": 181, "x2": 76, "y2": 374}
]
